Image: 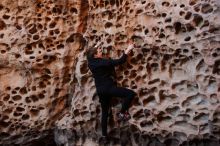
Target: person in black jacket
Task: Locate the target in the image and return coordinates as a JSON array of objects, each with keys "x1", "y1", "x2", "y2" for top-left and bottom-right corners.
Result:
[{"x1": 87, "y1": 42, "x2": 136, "y2": 139}]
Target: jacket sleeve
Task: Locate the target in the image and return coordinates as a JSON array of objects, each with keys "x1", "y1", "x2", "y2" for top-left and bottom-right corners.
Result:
[{"x1": 96, "y1": 53, "x2": 127, "y2": 67}]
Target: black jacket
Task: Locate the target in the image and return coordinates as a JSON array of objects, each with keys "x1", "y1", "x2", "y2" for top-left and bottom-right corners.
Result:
[{"x1": 88, "y1": 53, "x2": 127, "y2": 88}]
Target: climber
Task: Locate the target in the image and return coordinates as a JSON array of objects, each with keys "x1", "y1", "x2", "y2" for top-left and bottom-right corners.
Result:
[{"x1": 86, "y1": 40, "x2": 136, "y2": 141}]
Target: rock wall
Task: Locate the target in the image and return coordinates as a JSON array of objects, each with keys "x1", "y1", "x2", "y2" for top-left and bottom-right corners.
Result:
[
  {"x1": 0, "y1": 0, "x2": 220, "y2": 146},
  {"x1": 0, "y1": 0, "x2": 88, "y2": 145}
]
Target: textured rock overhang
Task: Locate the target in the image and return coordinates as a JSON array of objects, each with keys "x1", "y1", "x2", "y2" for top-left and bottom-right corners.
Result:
[{"x1": 0, "y1": 0, "x2": 220, "y2": 145}]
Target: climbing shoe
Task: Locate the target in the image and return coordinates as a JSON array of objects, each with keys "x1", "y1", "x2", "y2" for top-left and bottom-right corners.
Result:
[
  {"x1": 117, "y1": 111, "x2": 131, "y2": 122},
  {"x1": 99, "y1": 135, "x2": 109, "y2": 144}
]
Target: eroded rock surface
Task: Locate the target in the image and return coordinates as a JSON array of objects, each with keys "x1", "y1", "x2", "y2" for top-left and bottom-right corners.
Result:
[
  {"x1": 0, "y1": 0, "x2": 219, "y2": 146},
  {"x1": 0, "y1": 0, "x2": 88, "y2": 145}
]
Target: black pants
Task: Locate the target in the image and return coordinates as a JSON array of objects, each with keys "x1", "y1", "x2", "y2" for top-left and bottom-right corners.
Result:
[{"x1": 97, "y1": 85, "x2": 136, "y2": 136}]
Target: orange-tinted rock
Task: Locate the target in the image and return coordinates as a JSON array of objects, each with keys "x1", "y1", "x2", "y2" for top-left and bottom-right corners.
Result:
[{"x1": 0, "y1": 0, "x2": 220, "y2": 145}]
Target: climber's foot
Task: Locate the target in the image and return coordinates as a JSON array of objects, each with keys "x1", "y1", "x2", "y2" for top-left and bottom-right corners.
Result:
[
  {"x1": 99, "y1": 135, "x2": 109, "y2": 145},
  {"x1": 116, "y1": 111, "x2": 131, "y2": 122}
]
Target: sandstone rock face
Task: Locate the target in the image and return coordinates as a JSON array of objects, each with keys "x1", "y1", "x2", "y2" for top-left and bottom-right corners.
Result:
[
  {"x1": 0, "y1": 0, "x2": 88, "y2": 145},
  {"x1": 0, "y1": 0, "x2": 220, "y2": 146}
]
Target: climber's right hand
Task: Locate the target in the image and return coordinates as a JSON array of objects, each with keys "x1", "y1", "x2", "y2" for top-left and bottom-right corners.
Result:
[{"x1": 125, "y1": 43, "x2": 134, "y2": 54}]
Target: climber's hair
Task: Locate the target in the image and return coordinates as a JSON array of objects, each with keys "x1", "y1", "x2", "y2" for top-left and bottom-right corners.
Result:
[{"x1": 86, "y1": 46, "x2": 98, "y2": 59}]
